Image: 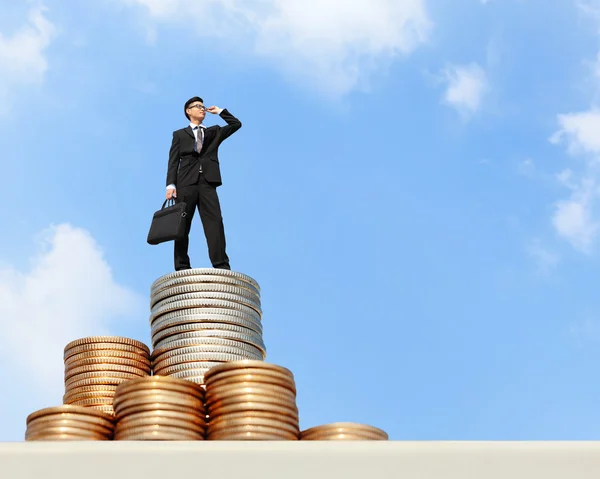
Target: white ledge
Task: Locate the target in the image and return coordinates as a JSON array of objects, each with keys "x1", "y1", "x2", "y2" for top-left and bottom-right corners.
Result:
[{"x1": 1, "y1": 441, "x2": 600, "y2": 478}]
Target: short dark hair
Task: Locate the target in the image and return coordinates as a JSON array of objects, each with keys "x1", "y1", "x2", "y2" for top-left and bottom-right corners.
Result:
[{"x1": 184, "y1": 96, "x2": 204, "y2": 120}]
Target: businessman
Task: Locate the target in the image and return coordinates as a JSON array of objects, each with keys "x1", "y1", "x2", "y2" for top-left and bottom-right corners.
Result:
[{"x1": 165, "y1": 96, "x2": 242, "y2": 271}]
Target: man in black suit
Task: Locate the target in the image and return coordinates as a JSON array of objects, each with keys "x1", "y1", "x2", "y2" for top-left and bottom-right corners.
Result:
[{"x1": 165, "y1": 96, "x2": 242, "y2": 271}]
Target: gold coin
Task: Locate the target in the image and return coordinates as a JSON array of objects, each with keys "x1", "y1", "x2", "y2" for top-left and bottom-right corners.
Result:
[
  {"x1": 62, "y1": 385, "x2": 118, "y2": 396},
  {"x1": 116, "y1": 416, "x2": 205, "y2": 434},
  {"x1": 208, "y1": 425, "x2": 298, "y2": 440},
  {"x1": 300, "y1": 431, "x2": 387, "y2": 440},
  {"x1": 26, "y1": 405, "x2": 114, "y2": 424},
  {"x1": 114, "y1": 390, "x2": 204, "y2": 410},
  {"x1": 27, "y1": 412, "x2": 114, "y2": 431},
  {"x1": 203, "y1": 360, "x2": 293, "y2": 383},
  {"x1": 25, "y1": 432, "x2": 109, "y2": 441},
  {"x1": 114, "y1": 376, "x2": 203, "y2": 398},
  {"x1": 25, "y1": 426, "x2": 110, "y2": 439},
  {"x1": 120, "y1": 409, "x2": 207, "y2": 426},
  {"x1": 205, "y1": 385, "x2": 296, "y2": 405},
  {"x1": 92, "y1": 405, "x2": 115, "y2": 415},
  {"x1": 115, "y1": 401, "x2": 205, "y2": 419},
  {"x1": 208, "y1": 394, "x2": 297, "y2": 411},
  {"x1": 300, "y1": 423, "x2": 388, "y2": 440},
  {"x1": 65, "y1": 350, "x2": 151, "y2": 366},
  {"x1": 205, "y1": 370, "x2": 296, "y2": 391},
  {"x1": 208, "y1": 401, "x2": 298, "y2": 420},
  {"x1": 67, "y1": 397, "x2": 114, "y2": 407},
  {"x1": 65, "y1": 357, "x2": 151, "y2": 372},
  {"x1": 114, "y1": 425, "x2": 203, "y2": 440},
  {"x1": 65, "y1": 371, "x2": 147, "y2": 388},
  {"x1": 208, "y1": 417, "x2": 298, "y2": 435},
  {"x1": 206, "y1": 378, "x2": 295, "y2": 395},
  {"x1": 65, "y1": 377, "x2": 134, "y2": 390},
  {"x1": 207, "y1": 431, "x2": 292, "y2": 440},
  {"x1": 26, "y1": 420, "x2": 113, "y2": 437},
  {"x1": 114, "y1": 430, "x2": 203, "y2": 441},
  {"x1": 115, "y1": 400, "x2": 205, "y2": 418},
  {"x1": 27, "y1": 415, "x2": 114, "y2": 431},
  {"x1": 63, "y1": 390, "x2": 117, "y2": 403},
  {"x1": 300, "y1": 433, "x2": 385, "y2": 440},
  {"x1": 64, "y1": 336, "x2": 150, "y2": 355},
  {"x1": 65, "y1": 364, "x2": 150, "y2": 380},
  {"x1": 207, "y1": 410, "x2": 298, "y2": 428},
  {"x1": 63, "y1": 391, "x2": 116, "y2": 404},
  {"x1": 64, "y1": 343, "x2": 150, "y2": 360}
]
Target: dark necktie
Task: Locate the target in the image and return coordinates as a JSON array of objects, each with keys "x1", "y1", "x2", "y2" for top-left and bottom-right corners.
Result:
[{"x1": 194, "y1": 126, "x2": 203, "y2": 153}]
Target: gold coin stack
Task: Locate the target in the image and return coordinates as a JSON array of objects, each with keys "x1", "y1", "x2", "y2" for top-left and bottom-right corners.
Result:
[
  {"x1": 25, "y1": 405, "x2": 115, "y2": 441},
  {"x1": 204, "y1": 360, "x2": 300, "y2": 440},
  {"x1": 300, "y1": 422, "x2": 389, "y2": 440},
  {"x1": 63, "y1": 336, "x2": 151, "y2": 415},
  {"x1": 112, "y1": 376, "x2": 207, "y2": 440}
]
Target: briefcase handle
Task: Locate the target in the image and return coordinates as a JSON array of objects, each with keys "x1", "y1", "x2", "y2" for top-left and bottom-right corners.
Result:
[{"x1": 162, "y1": 198, "x2": 177, "y2": 209}]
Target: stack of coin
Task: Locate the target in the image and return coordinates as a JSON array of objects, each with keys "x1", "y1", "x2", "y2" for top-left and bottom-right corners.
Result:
[
  {"x1": 204, "y1": 360, "x2": 299, "y2": 440},
  {"x1": 149, "y1": 268, "x2": 265, "y2": 385},
  {"x1": 300, "y1": 423, "x2": 388, "y2": 440},
  {"x1": 112, "y1": 376, "x2": 207, "y2": 440},
  {"x1": 63, "y1": 336, "x2": 151, "y2": 415},
  {"x1": 25, "y1": 405, "x2": 115, "y2": 441}
]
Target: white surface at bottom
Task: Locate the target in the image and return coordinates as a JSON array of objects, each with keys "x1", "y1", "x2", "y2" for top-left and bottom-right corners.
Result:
[{"x1": 0, "y1": 441, "x2": 599, "y2": 479}]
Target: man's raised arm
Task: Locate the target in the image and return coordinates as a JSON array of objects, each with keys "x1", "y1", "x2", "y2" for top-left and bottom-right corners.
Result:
[{"x1": 207, "y1": 106, "x2": 242, "y2": 141}]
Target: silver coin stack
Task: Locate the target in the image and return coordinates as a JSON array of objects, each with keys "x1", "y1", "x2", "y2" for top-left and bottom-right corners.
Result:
[{"x1": 149, "y1": 268, "x2": 265, "y2": 385}]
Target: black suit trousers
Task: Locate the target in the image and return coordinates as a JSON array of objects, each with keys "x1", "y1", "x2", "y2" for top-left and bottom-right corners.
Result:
[{"x1": 174, "y1": 174, "x2": 230, "y2": 270}]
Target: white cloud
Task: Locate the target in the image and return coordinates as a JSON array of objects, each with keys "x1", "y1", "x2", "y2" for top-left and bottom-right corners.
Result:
[
  {"x1": 0, "y1": 5, "x2": 57, "y2": 113},
  {"x1": 551, "y1": 186, "x2": 599, "y2": 253},
  {"x1": 118, "y1": 0, "x2": 432, "y2": 96},
  {"x1": 549, "y1": 110, "x2": 600, "y2": 155},
  {"x1": 0, "y1": 224, "x2": 145, "y2": 441},
  {"x1": 549, "y1": 111, "x2": 600, "y2": 252},
  {"x1": 440, "y1": 62, "x2": 488, "y2": 117}
]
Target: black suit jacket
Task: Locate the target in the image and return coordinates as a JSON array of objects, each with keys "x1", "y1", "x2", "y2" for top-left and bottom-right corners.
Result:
[{"x1": 166, "y1": 109, "x2": 242, "y2": 188}]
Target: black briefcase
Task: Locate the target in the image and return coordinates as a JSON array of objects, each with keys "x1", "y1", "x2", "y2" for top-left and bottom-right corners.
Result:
[{"x1": 147, "y1": 198, "x2": 188, "y2": 245}]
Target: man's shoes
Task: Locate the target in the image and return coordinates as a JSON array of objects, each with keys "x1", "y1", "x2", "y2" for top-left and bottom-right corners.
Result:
[{"x1": 175, "y1": 265, "x2": 230, "y2": 271}]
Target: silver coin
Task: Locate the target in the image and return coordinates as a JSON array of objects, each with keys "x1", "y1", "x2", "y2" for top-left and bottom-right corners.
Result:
[
  {"x1": 151, "y1": 269, "x2": 260, "y2": 293},
  {"x1": 154, "y1": 361, "x2": 224, "y2": 376},
  {"x1": 163, "y1": 371, "x2": 212, "y2": 382},
  {"x1": 152, "y1": 275, "x2": 260, "y2": 297},
  {"x1": 150, "y1": 299, "x2": 261, "y2": 324},
  {"x1": 151, "y1": 307, "x2": 261, "y2": 328},
  {"x1": 153, "y1": 329, "x2": 266, "y2": 353},
  {"x1": 151, "y1": 284, "x2": 260, "y2": 309},
  {"x1": 152, "y1": 338, "x2": 265, "y2": 359},
  {"x1": 153, "y1": 351, "x2": 258, "y2": 370},
  {"x1": 151, "y1": 313, "x2": 262, "y2": 338},
  {"x1": 152, "y1": 323, "x2": 264, "y2": 345},
  {"x1": 151, "y1": 292, "x2": 261, "y2": 316}
]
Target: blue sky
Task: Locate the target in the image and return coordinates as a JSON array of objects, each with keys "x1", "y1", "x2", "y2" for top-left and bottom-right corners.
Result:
[{"x1": 1, "y1": 0, "x2": 600, "y2": 441}]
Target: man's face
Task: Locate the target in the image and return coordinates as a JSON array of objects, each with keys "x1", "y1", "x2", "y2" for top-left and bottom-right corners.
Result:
[{"x1": 187, "y1": 101, "x2": 206, "y2": 123}]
